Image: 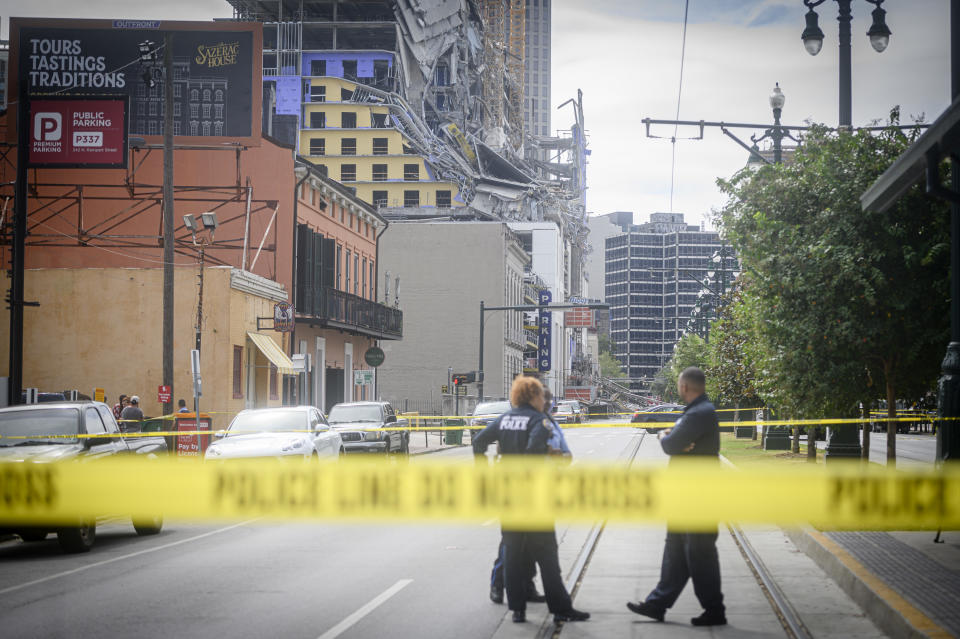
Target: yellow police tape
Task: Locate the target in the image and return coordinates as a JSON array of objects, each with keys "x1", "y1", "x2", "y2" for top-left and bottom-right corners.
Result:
[{"x1": 0, "y1": 457, "x2": 956, "y2": 531}]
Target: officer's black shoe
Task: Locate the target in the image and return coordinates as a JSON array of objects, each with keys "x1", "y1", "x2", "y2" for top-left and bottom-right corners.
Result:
[
  {"x1": 554, "y1": 608, "x2": 590, "y2": 623},
  {"x1": 690, "y1": 610, "x2": 727, "y2": 627},
  {"x1": 512, "y1": 610, "x2": 526, "y2": 623},
  {"x1": 490, "y1": 586, "x2": 504, "y2": 604},
  {"x1": 626, "y1": 601, "x2": 665, "y2": 622},
  {"x1": 526, "y1": 588, "x2": 546, "y2": 603}
]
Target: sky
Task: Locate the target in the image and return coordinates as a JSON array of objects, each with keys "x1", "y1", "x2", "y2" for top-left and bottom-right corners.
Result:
[{"x1": 2, "y1": 1, "x2": 952, "y2": 229}]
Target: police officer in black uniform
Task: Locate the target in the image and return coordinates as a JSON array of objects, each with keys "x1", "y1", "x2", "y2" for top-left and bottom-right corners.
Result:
[
  {"x1": 472, "y1": 376, "x2": 590, "y2": 624},
  {"x1": 626, "y1": 366, "x2": 727, "y2": 627}
]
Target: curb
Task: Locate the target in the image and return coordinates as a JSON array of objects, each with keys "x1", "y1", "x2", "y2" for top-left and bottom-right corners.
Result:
[
  {"x1": 784, "y1": 527, "x2": 952, "y2": 639},
  {"x1": 409, "y1": 445, "x2": 462, "y2": 456}
]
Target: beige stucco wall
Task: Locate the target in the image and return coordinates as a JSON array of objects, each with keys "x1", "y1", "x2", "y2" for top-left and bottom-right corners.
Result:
[{"x1": 0, "y1": 266, "x2": 287, "y2": 429}]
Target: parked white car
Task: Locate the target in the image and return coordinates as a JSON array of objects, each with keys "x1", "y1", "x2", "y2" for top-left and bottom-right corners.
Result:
[{"x1": 205, "y1": 406, "x2": 343, "y2": 461}]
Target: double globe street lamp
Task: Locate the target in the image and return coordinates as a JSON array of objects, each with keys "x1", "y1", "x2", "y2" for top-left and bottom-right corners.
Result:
[{"x1": 800, "y1": 0, "x2": 891, "y2": 128}]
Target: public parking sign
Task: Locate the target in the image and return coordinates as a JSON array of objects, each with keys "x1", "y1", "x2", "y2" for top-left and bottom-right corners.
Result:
[
  {"x1": 158, "y1": 385, "x2": 172, "y2": 404},
  {"x1": 28, "y1": 96, "x2": 128, "y2": 168}
]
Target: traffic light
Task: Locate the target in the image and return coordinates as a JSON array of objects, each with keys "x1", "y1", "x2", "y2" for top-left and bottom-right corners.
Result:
[{"x1": 452, "y1": 374, "x2": 469, "y2": 386}]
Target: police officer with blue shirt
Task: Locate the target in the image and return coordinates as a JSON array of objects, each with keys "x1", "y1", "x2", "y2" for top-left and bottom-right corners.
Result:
[
  {"x1": 472, "y1": 376, "x2": 589, "y2": 624},
  {"x1": 626, "y1": 366, "x2": 726, "y2": 627}
]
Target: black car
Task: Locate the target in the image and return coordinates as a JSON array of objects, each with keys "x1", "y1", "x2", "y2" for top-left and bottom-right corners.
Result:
[
  {"x1": 327, "y1": 401, "x2": 409, "y2": 454},
  {"x1": 631, "y1": 403, "x2": 684, "y2": 433}
]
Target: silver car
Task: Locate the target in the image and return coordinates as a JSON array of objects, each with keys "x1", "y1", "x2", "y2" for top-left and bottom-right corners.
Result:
[{"x1": 205, "y1": 406, "x2": 343, "y2": 461}]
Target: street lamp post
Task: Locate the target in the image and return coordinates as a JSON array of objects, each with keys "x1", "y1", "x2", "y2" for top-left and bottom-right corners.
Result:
[
  {"x1": 801, "y1": 0, "x2": 891, "y2": 460},
  {"x1": 801, "y1": 0, "x2": 891, "y2": 128},
  {"x1": 183, "y1": 212, "x2": 218, "y2": 419}
]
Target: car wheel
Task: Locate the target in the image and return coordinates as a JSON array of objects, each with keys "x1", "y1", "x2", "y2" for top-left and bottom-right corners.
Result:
[
  {"x1": 339, "y1": 447, "x2": 345, "y2": 459},
  {"x1": 400, "y1": 436, "x2": 409, "y2": 455},
  {"x1": 57, "y1": 521, "x2": 96, "y2": 553},
  {"x1": 133, "y1": 514, "x2": 164, "y2": 536},
  {"x1": 18, "y1": 529, "x2": 48, "y2": 542}
]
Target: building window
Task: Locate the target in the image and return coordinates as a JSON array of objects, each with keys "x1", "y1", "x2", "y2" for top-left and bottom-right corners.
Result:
[
  {"x1": 310, "y1": 112, "x2": 326, "y2": 128},
  {"x1": 214, "y1": 121, "x2": 223, "y2": 135},
  {"x1": 191, "y1": 89, "x2": 199, "y2": 101},
  {"x1": 341, "y1": 138, "x2": 357, "y2": 155},
  {"x1": 404, "y1": 190, "x2": 420, "y2": 207},
  {"x1": 202, "y1": 103, "x2": 211, "y2": 119},
  {"x1": 372, "y1": 138, "x2": 388, "y2": 155},
  {"x1": 309, "y1": 138, "x2": 326, "y2": 156},
  {"x1": 190, "y1": 103, "x2": 199, "y2": 118},
  {"x1": 174, "y1": 121, "x2": 181, "y2": 135},
  {"x1": 341, "y1": 164, "x2": 356, "y2": 181},
  {"x1": 174, "y1": 84, "x2": 181, "y2": 98},
  {"x1": 403, "y1": 164, "x2": 419, "y2": 181},
  {"x1": 202, "y1": 121, "x2": 211, "y2": 136},
  {"x1": 346, "y1": 250, "x2": 351, "y2": 292},
  {"x1": 311, "y1": 59, "x2": 326, "y2": 76},
  {"x1": 341, "y1": 87, "x2": 354, "y2": 101},
  {"x1": 269, "y1": 363, "x2": 279, "y2": 400},
  {"x1": 173, "y1": 102, "x2": 181, "y2": 116},
  {"x1": 342, "y1": 60, "x2": 358, "y2": 80},
  {"x1": 372, "y1": 164, "x2": 388, "y2": 181},
  {"x1": 341, "y1": 112, "x2": 357, "y2": 128},
  {"x1": 369, "y1": 262, "x2": 375, "y2": 299},
  {"x1": 436, "y1": 190, "x2": 452, "y2": 208},
  {"x1": 148, "y1": 121, "x2": 158, "y2": 135},
  {"x1": 336, "y1": 244, "x2": 342, "y2": 288},
  {"x1": 435, "y1": 63, "x2": 449, "y2": 86},
  {"x1": 402, "y1": 144, "x2": 416, "y2": 155},
  {"x1": 232, "y1": 346, "x2": 244, "y2": 398},
  {"x1": 372, "y1": 113, "x2": 388, "y2": 128},
  {"x1": 203, "y1": 89, "x2": 211, "y2": 102},
  {"x1": 149, "y1": 101, "x2": 157, "y2": 116},
  {"x1": 372, "y1": 190, "x2": 388, "y2": 208},
  {"x1": 214, "y1": 104, "x2": 224, "y2": 119},
  {"x1": 215, "y1": 89, "x2": 224, "y2": 102},
  {"x1": 354, "y1": 254, "x2": 359, "y2": 295},
  {"x1": 362, "y1": 257, "x2": 367, "y2": 298},
  {"x1": 190, "y1": 121, "x2": 198, "y2": 136},
  {"x1": 311, "y1": 84, "x2": 326, "y2": 102}
]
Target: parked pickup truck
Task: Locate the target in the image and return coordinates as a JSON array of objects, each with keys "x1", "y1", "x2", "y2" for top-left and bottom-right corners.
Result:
[{"x1": 0, "y1": 401, "x2": 168, "y2": 553}]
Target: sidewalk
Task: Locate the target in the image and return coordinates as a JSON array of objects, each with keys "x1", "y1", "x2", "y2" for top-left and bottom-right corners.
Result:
[
  {"x1": 788, "y1": 528, "x2": 960, "y2": 638},
  {"x1": 407, "y1": 429, "x2": 470, "y2": 456}
]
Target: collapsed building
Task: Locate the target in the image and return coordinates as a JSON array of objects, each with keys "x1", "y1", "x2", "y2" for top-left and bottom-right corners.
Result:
[{"x1": 227, "y1": 0, "x2": 597, "y2": 403}]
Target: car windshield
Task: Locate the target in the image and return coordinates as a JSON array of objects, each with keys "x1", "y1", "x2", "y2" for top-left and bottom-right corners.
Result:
[
  {"x1": 328, "y1": 404, "x2": 383, "y2": 423},
  {"x1": 473, "y1": 401, "x2": 511, "y2": 416},
  {"x1": 0, "y1": 408, "x2": 80, "y2": 445},
  {"x1": 555, "y1": 405, "x2": 574, "y2": 414},
  {"x1": 226, "y1": 410, "x2": 307, "y2": 435}
]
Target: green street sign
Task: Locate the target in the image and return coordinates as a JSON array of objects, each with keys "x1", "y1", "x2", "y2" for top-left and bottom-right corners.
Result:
[{"x1": 364, "y1": 346, "x2": 385, "y2": 367}]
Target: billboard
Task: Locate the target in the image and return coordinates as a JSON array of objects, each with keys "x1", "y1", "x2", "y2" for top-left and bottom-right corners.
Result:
[
  {"x1": 9, "y1": 18, "x2": 262, "y2": 146},
  {"x1": 29, "y1": 96, "x2": 128, "y2": 168},
  {"x1": 563, "y1": 307, "x2": 595, "y2": 328}
]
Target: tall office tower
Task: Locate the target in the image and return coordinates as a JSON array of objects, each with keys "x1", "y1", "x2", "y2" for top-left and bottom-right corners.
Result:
[
  {"x1": 524, "y1": 0, "x2": 551, "y2": 138},
  {"x1": 604, "y1": 213, "x2": 737, "y2": 390}
]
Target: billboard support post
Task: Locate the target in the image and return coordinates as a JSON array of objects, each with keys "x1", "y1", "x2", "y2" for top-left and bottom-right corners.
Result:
[
  {"x1": 9, "y1": 56, "x2": 28, "y2": 406},
  {"x1": 161, "y1": 33, "x2": 175, "y2": 418}
]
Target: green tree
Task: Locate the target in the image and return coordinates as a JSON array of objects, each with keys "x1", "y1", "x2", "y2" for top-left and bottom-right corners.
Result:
[
  {"x1": 599, "y1": 350, "x2": 627, "y2": 378},
  {"x1": 717, "y1": 115, "x2": 949, "y2": 463},
  {"x1": 705, "y1": 289, "x2": 761, "y2": 437},
  {"x1": 657, "y1": 333, "x2": 713, "y2": 403}
]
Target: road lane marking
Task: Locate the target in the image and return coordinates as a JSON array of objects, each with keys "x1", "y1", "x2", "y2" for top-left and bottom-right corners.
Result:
[
  {"x1": 317, "y1": 579, "x2": 413, "y2": 639},
  {"x1": 0, "y1": 520, "x2": 257, "y2": 596}
]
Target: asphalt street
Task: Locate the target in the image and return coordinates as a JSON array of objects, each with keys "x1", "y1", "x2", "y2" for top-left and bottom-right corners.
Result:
[{"x1": 0, "y1": 420, "x2": 638, "y2": 639}]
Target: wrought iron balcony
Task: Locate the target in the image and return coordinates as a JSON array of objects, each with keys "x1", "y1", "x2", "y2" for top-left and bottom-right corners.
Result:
[{"x1": 296, "y1": 286, "x2": 402, "y2": 340}]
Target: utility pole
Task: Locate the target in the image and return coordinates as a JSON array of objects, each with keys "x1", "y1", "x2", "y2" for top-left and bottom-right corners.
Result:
[{"x1": 161, "y1": 33, "x2": 175, "y2": 418}]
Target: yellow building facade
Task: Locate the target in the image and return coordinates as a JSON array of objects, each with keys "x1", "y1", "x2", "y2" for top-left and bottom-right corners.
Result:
[{"x1": 299, "y1": 77, "x2": 465, "y2": 210}]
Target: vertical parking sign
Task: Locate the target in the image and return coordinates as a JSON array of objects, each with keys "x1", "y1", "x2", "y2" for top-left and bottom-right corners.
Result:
[{"x1": 538, "y1": 290, "x2": 552, "y2": 372}]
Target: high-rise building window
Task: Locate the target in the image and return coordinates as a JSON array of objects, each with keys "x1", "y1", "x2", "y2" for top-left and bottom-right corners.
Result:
[
  {"x1": 372, "y1": 138, "x2": 389, "y2": 155},
  {"x1": 311, "y1": 85, "x2": 326, "y2": 102},
  {"x1": 404, "y1": 190, "x2": 420, "y2": 207},
  {"x1": 341, "y1": 112, "x2": 357, "y2": 128},
  {"x1": 341, "y1": 138, "x2": 357, "y2": 155},
  {"x1": 311, "y1": 59, "x2": 326, "y2": 76},
  {"x1": 309, "y1": 138, "x2": 326, "y2": 156},
  {"x1": 436, "y1": 190, "x2": 452, "y2": 209},
  {"x1": 403, "y1": 164, "x2": 419, "y2": 181},
  {"x1": 342, "y1": 60, "x2": 358, "y2": 80},
  {"x1": 372, "y1": 164, "x2": 388, "y2": 181},
  {"x1": 341, "y1": 164, "x2": 357, "y2": 181},
  {"x1": 372, "y1": 190, "x2": 388, "y2": 208},
  {"x1": 310, "y1": 112, "x2": 326, "y2": 128}
]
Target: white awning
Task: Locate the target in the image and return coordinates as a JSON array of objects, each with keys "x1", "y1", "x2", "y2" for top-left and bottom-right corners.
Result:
[{"x1": 247, "y1": 332, "x2": 296, "y2": 375}]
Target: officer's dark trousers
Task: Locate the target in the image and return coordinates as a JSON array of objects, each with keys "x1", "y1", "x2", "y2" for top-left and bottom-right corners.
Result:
[
  {"x1": 491, "y1": 537, "x2": 536, "y2": 590},
  {"x1": 645, "y1": 529, "x2": 724, "y2": 614},
  {"x1": 503, "y1": 530, "x2": 572, "y2": 613}
]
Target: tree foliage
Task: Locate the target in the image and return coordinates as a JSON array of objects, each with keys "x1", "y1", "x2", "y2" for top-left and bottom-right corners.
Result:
[{"x1": 714, "y1": 115, "x2": 949, "y2": 422}]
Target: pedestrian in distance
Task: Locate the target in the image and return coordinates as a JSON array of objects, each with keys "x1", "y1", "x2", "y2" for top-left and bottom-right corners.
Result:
[
  {"x1": 113, "y1": 394, "x2": 127, "y2": 420},
  {"x1": 120, "y1": 395, "x2": 145, "y2": 432},
  {"x1": 472, "y1": 376, "x2": 590, "y2": 625},
  {"x1": 626, "y1": 366, "x2": 727, "y2": 627},
  {"x1": 178, "y1": 399, "x2": 190, "y2": 413}
]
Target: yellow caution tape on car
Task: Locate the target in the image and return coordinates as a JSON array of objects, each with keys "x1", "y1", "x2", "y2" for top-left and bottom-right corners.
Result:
[{"x1": 0, "y1": 457, "x2": 956, "y2": 531}]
